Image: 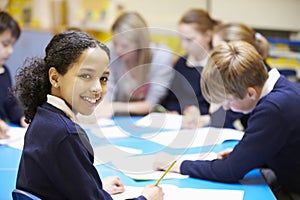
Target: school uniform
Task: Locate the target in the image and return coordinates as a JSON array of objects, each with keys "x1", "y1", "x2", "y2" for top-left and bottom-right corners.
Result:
[
  {"x1": 161, "y1": 56, "x2": 243, "y2": 128},
  {"x1": 16, "y1": 95, "x2": 146, "y2": 200},
  {"x1": 180, "y1": 69, "x2": 300, "y2": 194},
  {"x1": 0, "y1": 65, "x2": 24, "y2": 125},
  {"x1": 162, "y1": 56, "x2": 210, "y2": 115}
]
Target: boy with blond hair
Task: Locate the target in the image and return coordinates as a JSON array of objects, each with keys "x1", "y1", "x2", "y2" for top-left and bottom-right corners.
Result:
[{"x1": 156, "y1": 41, "x2": 300, "y2": 199}]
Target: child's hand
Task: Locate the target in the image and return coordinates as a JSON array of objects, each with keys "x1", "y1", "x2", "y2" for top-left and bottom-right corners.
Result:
[
  {"x1": 182, "y1": 105, "x2": 210, "y2": 129},
  {"x1": 102, "y1": 176, "x2": 125, "y2": 195},
  {"x1": 141, "y1": 184, "x2": 164, "y2": 200},
  {"x1": 153, "y1": 152, "x2": 181, "y2": 173},
  {"x1": 182, "y1": 105, "x2": 200, "y2": 129},
  {"x1": 217, "y1": 148, "x2": 233, "y2": 159},
  {"x1": 0, "y1": 119, "x2": 9, "y2": 139}
]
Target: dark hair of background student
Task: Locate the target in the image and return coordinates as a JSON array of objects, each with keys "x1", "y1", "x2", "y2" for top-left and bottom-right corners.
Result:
[{"x1": 0, "y1": 11, "x2": 21, "y2": 39}]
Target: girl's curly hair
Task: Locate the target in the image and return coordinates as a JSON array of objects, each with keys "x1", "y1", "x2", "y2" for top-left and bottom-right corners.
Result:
[{"x1": 13, "y1": 31, "x2": 110, "y2": 123}]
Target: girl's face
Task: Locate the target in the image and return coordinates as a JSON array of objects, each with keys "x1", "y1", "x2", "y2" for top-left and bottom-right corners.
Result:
[
  {"x1": 0, "y1": 30, "x2": 16, "y2": 66},
  {"x1": 112, "y1": 34, "x2": 138, "y2": 63},
  {"x1": 178, "y1": 23, "x2": 211, "y2": 57},
  {"x1": 55, "y1": 47, "x2": 110, "y2": 115}
]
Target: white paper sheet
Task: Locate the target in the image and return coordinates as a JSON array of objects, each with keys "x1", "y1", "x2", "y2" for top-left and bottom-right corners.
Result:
[
  {"x1": 93, "y1": 144, "x2": 144, "y2": 165},
  {"x1": 112, "y1": 184, "x2": 244, "y2": 200},
  {"x1": 135, "y1": 112, "x2": 183, "y2": 130},
  {"x1": 88, "y1": 126, "x2": 131, "y2": 139},
  {"x1": 76, "y1": 116, "x2": 114, "y2": 128},
  {"x1": 145, "y1": 127, "x2": 244, "y2": 148},
  {"x1": 124, "y1": 171, "x2": 189, "y2": 180},
  {"x1": 0, "y1": 127, "x2": 26, "y2": 150},
  {"x1": 121, "y1": 152, "x2": 217, "y2": 180},
  {"x1": 97, "y1": 118, "x2": 115, "y2": 127},
  {"x1": 93, "y1": 145, "x2": 143, "y2": 166},
  {"x1": 179, "y1": 152, "x2": 217, "y2": 161}
]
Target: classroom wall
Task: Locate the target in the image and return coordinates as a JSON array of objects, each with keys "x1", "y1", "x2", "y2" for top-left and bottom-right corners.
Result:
[
  {"x1": 210, "y1": 0, "x2": 300, "y2": 31},
  {"x1": 117, "y1": 0, "x2": 207, "y2": 30},
  {"x1": 7, "y1": 0, "x2": 300, "y2": 32},
  {"x1": 64, "y1": 0, "x2": 207, "y2": 35},
  {"x1": 6, "y1": 30, "x2": 53, "y2": 84},
  {"x1": 113, "y1": 0, "x2": 300, "y2": 32}
]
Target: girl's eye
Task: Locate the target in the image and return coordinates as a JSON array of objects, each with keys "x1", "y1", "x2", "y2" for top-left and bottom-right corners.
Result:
[
  {"x1": 100, "y1": 77, "x2": 108, "y2": 83},
  {"x1": 181, "y1": 36, "x2": 194, "y2": 43},
  {"x1": 79, "y1": 74, "x2": 91, "y2": 79},
  {"x1": 2, "y1": 42, "x2": 10, "y2": 47}
]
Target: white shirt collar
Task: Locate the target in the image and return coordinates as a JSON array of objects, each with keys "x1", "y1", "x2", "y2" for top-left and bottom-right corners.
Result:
[
  {"x1": 0, "y1": 66, "x2": 5, "y2": 74},
  {"x1": 259, "y1": 68, "x2": 280, "y2": 99},
  {"x1": 47, "y1": 95, "x2": 77, "y2": 123},
  {"x1": 186, "y1": 55, "x2": 208, "y2": 67}
]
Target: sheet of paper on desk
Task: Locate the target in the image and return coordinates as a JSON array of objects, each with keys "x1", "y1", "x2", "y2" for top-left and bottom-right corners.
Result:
[
  {"x1": 125, "y1": 171, "x2": 189, "y2": 180},
  {"x1": 135, "y1": 112, "x2": 182, "y2": 130},
  {"x1": 122, "y1": 152, "x2": 217, "y2": 180},
  {"x1": 97, "y1": 118, "x2": 115, "y2": 127},
  {"x1": 146, "y1": 127, "x2": 244, "y2": 148},
  {"x1": 93, "y1": 144, "x2": 143, "y2": 165},
  {"x1": 112, "y1": 184, "x2": 244, "y2": 200},
  {"x1": 88, "y1": 126, "x2": 131, "y2": 138},
  {"x1": 0, "y1": 127, "x2": 27, "y2": 150},
  {"x1": 180, "y1": 152, "x2": 217, "y2": 161}
]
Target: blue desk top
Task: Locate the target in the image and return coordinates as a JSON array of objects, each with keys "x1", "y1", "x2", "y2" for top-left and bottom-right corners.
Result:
[{"x1": 0, "y1": 117, "x2": 276, "y2": 200}]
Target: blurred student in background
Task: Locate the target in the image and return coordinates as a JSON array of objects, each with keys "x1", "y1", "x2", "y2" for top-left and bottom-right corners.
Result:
[
  {"x1": 0, "y1": 11, "x2": 27, "y2": 139},
  {"x1": 161, "y1": 8, "x2": 222, "y2": 128},
  {"x1": 213, "y1": 22, "x2": 271, "y2": 69},
  {"x1": 162, "y1": 9, "x2": 215, "y2": 114},
  {"x1": 95, "y1": 11, "x2": 174, "y2": 118}
]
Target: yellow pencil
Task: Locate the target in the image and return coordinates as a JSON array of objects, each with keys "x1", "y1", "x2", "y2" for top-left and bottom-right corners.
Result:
[{"x1": 154, "y1": 160, "x2": 177, "y2": 186}]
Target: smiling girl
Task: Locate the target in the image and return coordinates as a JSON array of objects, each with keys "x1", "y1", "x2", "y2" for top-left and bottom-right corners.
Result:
[{"x1": 13, "y1": 31, "x2": 163, "y2": 200}]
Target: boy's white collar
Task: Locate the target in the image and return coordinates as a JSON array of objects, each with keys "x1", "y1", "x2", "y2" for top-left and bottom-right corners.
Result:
[
  {"x1": 259, "y1": 68, "x2": 280, "y2": 99},
  {"x1": 47, "y1": 95, "x2": 77, "y2": 123}
]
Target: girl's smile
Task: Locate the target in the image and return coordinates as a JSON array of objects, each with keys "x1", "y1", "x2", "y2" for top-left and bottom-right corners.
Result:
[{"x1": 51, "y1": 47, "x2": 110, "y2": 116}]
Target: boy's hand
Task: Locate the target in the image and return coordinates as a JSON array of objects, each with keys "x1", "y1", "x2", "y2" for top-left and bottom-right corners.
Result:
[
  {"x1": 217, "y1": 148, "x2": 233, "y2": 159},
  {"x1": 153, "y1": 152, "x2": 181, "y2": 173}
]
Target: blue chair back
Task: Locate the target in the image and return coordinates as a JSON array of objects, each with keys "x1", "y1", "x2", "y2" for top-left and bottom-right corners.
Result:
[{"x1": 12, "y1": 189, "x2": 41, "y2": 200}]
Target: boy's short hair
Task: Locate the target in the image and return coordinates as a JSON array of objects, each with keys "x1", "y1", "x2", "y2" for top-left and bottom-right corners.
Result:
[
  {"x1": 0, "y1": 11, "x2": 21, "y2": 39},
  {"x1": 201, "y1": 41, "x2": 268, "y2": 104}
]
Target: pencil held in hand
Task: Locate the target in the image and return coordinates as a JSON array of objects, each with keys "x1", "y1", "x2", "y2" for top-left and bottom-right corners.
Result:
[{"x1": 154, "y1": 160, "x2": 177, "y2": 186}]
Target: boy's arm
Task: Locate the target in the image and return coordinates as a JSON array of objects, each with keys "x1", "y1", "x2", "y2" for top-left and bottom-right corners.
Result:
[{"x1": 180, "y1": 103, "x2": 285, "y2": 182}]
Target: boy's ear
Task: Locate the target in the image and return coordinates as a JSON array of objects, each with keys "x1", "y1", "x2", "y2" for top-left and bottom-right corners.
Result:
[{"x1": 247, "y1": 87, "x2": 258, "y2": 100}]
